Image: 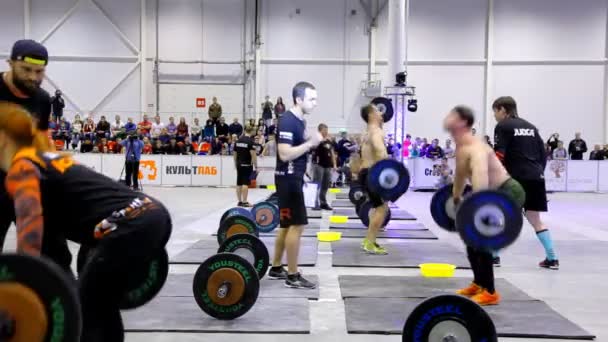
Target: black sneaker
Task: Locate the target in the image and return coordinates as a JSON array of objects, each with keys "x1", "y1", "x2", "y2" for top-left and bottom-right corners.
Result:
[
  {"x1": 285, "y1": 273, "x2": 317, "y2": 289},
  {"x1": 539, "y1": 259, "x2": 559, "y2": 270},
  {"x1": 320, "y1": 204, "x2": 333, "y2": 211},
  {"x1": 493, "y1": 257, "x2": 501, "y2": 267},
  {"x1": 237, "y1": 202, "x2": 245, "y2": 207},
  {"x1": 267, "y1": 266, "x2": 288, "y2": 280}
]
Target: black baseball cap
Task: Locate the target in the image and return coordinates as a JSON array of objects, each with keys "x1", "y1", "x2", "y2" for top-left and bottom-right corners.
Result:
[{"x1": 10, "y1": 39, "x2": 48, "y2": 66}]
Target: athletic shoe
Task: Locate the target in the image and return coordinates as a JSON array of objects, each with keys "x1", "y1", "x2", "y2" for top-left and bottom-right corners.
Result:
[
  {"x1": 285, "y1": 273, "x2": 317, "y2": 289},
  {"x1": 237, "y1": 202, "x2": 246, "y2": 207},
  {"x1": 320, "y1": 204, "x2": 333, "y2": 211},
  {"x1": 362, "y1": 239, "x2": 388, "y2": 255},
  {"x1": 456, "y1": 282, "x2": 483, "y2": 297},
  {"x1": 539, "y1": 258, "x2": 559, "y2": 270},
  {"x1": 493, "y1": 257, "x2": 501, "y2": 267},
  {"x1": 267, "y1": 266, "x2": 288, "y2": 280},
  {"x1": 471, "y1": 290, "x2": 501, "y2": 306},
  {"x1": 242, "y1": 202, "x2": 252, "y2": 208}
]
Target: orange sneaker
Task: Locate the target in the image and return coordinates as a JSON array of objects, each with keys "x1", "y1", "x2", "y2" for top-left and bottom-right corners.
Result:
[
  {"x1": 471, "y1": 289, "x2": 501, "y2": 306},
  {"x1": 456, "y1": 282, "x2": 483, "y2": 297}
]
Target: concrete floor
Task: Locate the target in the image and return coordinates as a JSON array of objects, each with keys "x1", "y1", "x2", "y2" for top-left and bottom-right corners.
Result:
[{"x1": 3, "y1": 187, "x2": 608, "y2": 341}]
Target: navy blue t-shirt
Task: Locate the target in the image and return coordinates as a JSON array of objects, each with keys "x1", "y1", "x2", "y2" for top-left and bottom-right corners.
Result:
[{"x1": 275, "y1": 111, "x2": 307, "y2": 178}]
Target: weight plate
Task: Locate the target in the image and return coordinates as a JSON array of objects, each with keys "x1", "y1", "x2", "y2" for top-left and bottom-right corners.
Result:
[
  {"x1": 348, "y1": 184, "x2": 366, "y2": 206},
  {"x1": 220, "y1": 207, "x2": 254, "y2": 226},
  {"x1": 0, "y1": 254, "x2": 82, "y2": 342},
  {"x1": 118, "y1": 248, "x2": 169, "y2": 310},
  {"x1": 357, "y1": 200, "x2": 391, "y2": 228},
  {"x1": 456, "y1": 191, "x2": 523, "y2": 251},
  {"x1": 193, "y1": 253, "x2": 260, "y2": 320},
  {"x1": 218, "y1": 234, "x2": 269, "y2": 280},
  {"x1": 371, "y1": 97, "x2": 394, "y2": 122},
  {"x1": 402, "y1": 294, "x2": 497, "y2": 342},
  {"x1": 251, "y1": 201, "x2": 280, "y2": 233},
  {"x1": 430, "y1": 185, "x2": 458, "y2": 232},
  {"x1": 367, "y1": 159, "x2": 410, "y2": 202},
  {"x1": 217, "y1": 215, "x2": 258, "y2": 245}
]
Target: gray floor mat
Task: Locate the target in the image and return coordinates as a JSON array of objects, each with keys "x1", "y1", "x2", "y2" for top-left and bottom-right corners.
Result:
[
  {"x1": 332, "y1": 208, "x2": 417, "y2": 220},
  {"x1": 329, "y1": 228, "x2": 437, "y2": 240},
  {"x1": 331, "y1": 199, "x2": 399, "y2": 208},
  {"x1": 329, "y1": 222, "x2": 427, "y2": 230}
]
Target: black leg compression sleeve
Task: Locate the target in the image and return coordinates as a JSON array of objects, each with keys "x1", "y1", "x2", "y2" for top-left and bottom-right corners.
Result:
[
  {"x1": 466, "y1": 246, "x2": 480, "y2": 285},
  {"x1": 477, "y1": 249, "x2": 495, "y2": 294}
]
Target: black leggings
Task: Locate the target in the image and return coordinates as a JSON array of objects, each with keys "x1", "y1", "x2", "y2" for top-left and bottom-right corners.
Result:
[
  {"x1": 466, "y1": 247, "x2": 495, "y2": 294},
  {"x1": 78, "y1": 199, "x2": 172, "y2": 342}
]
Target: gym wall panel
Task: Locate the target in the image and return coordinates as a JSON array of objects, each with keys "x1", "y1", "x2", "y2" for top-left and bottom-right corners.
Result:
[
  {"x1": 94, "y1": 0, "x2": 141, "y2": 49},
  {"x1": 492, "y1": 65, "x2": 605, "y2": 147},
  {"x1": 30, "y1": 0, "x2": 78, "y2": 42},
  {"x1": 493, "y1": 0, "x2": 607, "y2": 60},
  {"x1": 0, "y1": 0, "x2": 24, "y2": 52},
  {"x1": 95, "y1": 65, "x2": 141, "y2": 114},
  {"x1": 407, "y1": 0, "x2": 487, "y2": 61}
]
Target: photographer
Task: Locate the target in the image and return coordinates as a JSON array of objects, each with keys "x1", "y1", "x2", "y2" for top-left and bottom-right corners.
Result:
[
  {"x1": 120, "y1": 134, "x2": 144, "y2": 190},
  {"x1": 51, "y1": 89, "x2": 65, "y2": 120}
]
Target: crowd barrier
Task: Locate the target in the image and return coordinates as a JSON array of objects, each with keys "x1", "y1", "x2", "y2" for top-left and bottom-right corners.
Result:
[{"x1": 71, "y1": 154, "x2": 608, "y2": 192}]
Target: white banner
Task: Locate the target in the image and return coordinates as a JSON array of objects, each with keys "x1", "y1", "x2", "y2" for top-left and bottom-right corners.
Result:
[
  {"x1": 191, "y1": 156, "x2": 222, "y2": 186},
  {"x1": 101, "y1": 154, "x2": 128, "y2": 182},
  {"x1": 412, "y1": 158, "x2": 456, "y2": 189},
  {"x1": 566, "y1": 161, "x2": 598, "y2": 192},
  {"x1": 220, "y1": 156, "x2": 237, "y2": 186},
  {"x1": 138, "y1": 155, "x2": 162, "y2": 186},
  {"x1": 161, "y1": 155, "x2": 193, "y2": 186},
  {"x1": 73, "y1": 153, "x2": 102, "y2": 172},
  {"x1": 257, "y1": 157, "x2": 276, "y2": 186},
  {"x1": 544, "y1": 160, "x2": 567, "y2": 192},
  {"x1": 599, "y1": 162, "x2": 608, "y2": 192}
]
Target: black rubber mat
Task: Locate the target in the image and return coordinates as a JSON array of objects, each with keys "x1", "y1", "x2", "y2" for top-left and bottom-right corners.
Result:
[
  {"x1": 332, "y1": 208, "x2": 417, "y2": 220},
  {"x1": 331, "y1": 199, "x2": 399, "y2": 208}
]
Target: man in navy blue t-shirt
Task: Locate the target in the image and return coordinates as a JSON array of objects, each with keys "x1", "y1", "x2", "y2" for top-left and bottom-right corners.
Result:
[{"x1": 268, "y1": 82, "x2": 322, "y2": 289}]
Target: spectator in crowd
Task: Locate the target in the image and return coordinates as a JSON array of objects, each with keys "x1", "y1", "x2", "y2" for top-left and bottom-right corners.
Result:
[
  {"x1": 257, "y1": 118, "x2": 267, "y2": 137},
  {"x1": 177, "y1": 117, "x2": 189, "y2": 141},
  {"x1": 158, "y1": 128, "x2": 171, "y2": 145},
  {"x1": 216, "y1": 117, "x2": 230, "y2": 143},
  {"x1": 111, "y1": 115, "x2": 124, "y2": 138},
  {"x1": 553, "y1": 141, "x2": 568, "y2": 160},
  {"x1": 253, "y1": 135, "x2": 264, "y2": 156},
  {"x1": 210, "y1": 137, "x2": 223, "y2": 155},
  {"x1": 48, "y1": 116, "x2": 58, "y2": 136},
  {"x1": 198, "y1": 139, "x2": 211, "y2": 155},
  {"x1": 203, "y1": 119, "x2": 215, "y2": 141},
  {"x1": 547, "y1": 133, "x2": 560, "y2": 152},
  {"x1": 142, "y1": 137, "x2": 153, "y2": 154},
  {"x1": 167, "y1": 117, "x2": 177, "y2": 137},
  {"x1": 96, "y1": 137, "x2": 108, "y2": 153},
  {"x1": 267, "y1": 118, "x2": 277, "y2": 137},
  {"x1": 568, "y1": 132, "x2": 587, "y2": 160},
  {"x1": 96, "y1": 116, "x2": 111, "y2": 140},
  {"x1": 435, "y1": 157, "x2": 453, "y2": 189},
  {"x1": 113, "y1": 137, "x2": 125, "y2": 154},
  {"x1": 544, "y1": 143, "x2": 553, "y2": 160},
  {"x1": 152, "y1": 140, "x2": 164, "y2": 154},
  {"x1": 402, "y1": 134, "x2": 412, "y2": 158},
  {"x1": 208, "y1": 97, "x2": 223, "y2": 123},
  {"x1": 443, "y1": 139, "x2": 455, "y2": 158},
  {"x1": 165, "y1": 138, "x2": 182, "y2": 155},
  {"x1": 190, "y1": 117, "x2": 202, "y2": 142},
  {"x1": 262, "y1": 134, "x2": 277, "y2": 156},
  {"x1": 151, "y1": 115, "x2": 165, "y2": 139},
  {"x1": 336, "y1": 130, "x2": 356, "y2": 167},
  {"x1": 274, "y1": 97, "x2": 286, "y2": 117},
  {"x1": 229, "y1": 118, "x2": 243, "y2": 137},
  {"x1": 261, "y1": 95, "x2": 273, "y2": 126},
  {"x1": 51, "y1": 89, "x2": 65, "y2": 120},
  {"x1": 83, "y1": 117, "x2": 95, "y2": 141},
  {"x1": 590, "y1": 144, "x2": 604, "y2": 160},
  {"x1": 57, "y1": 117, "x2": 71, "y2": 147},
  {"x1": 386, "y1": 137, "x2": 401, "y2": 160},
  {"x1": 228, "y1": 134, "x2": 238, "y2": 155},
  {"x1": 312, "y1": 123, "x2": 337, "y2": 211},
  {"x1": 247, "y1": 118, "x2": 256, "y2": 130},
  {"x1": 182, "y1": 136, "x2": 194, "y2": 154},
  {"x1": 71, "y1": 114, "x2": 83, "y2": 149},
  {"x1": 419, "y1": 138, "x2": 429, "y2": 157},
  {"x1": 81, "y1": 138, "x2": 94, "y2": 153},
  {"x1": 410, "y1": 140, "x2": 420, "y2": 158},
  {"x1": 425, "y1": 139, "x2": 444, "y2": 160},
  {"x1": 484, "y1": 135, "x2": 492, "y2": 146},
  {"x1": 124, "y1": 117, "x2": 137, "y2": 135},
  {"x1": 138, "y1": 114, "x2": 152, "y2": 137}
]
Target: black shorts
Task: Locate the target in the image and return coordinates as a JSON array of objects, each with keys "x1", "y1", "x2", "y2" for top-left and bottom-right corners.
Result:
[
  {"x1": 237, "y1": 166, "x2": 253, "y2": 186},
  {"x1": 358, "y1": 168, "x2": 385, "y2": 208},
  {"x1": 275, "y1": 176, "x2": 308, "y2": 228},
  {"x1": 514, "y1": 178, "x2": 548, "y2": 212}
]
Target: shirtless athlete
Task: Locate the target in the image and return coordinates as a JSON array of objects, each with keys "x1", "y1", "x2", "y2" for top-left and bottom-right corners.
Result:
[
  {"x1": 445, "y1": 106, "x2": 526, "y2": 305},
  {"x1": 358, "y1": 104, "x2": 390, "y2": 255}
]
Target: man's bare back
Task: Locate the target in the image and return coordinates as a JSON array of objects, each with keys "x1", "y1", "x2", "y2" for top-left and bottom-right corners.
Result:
[
  {"x1": 361, "y1": 127, "x2": 387, "y2": 168},
  {"x1": 455, "y1": 137, "x2": 510, "y2": 190}
]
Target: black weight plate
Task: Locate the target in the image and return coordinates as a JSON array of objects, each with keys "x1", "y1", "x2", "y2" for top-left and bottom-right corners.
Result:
[
  {"x1": 0, "y1": 254, "x2": 82, "y2": 342},
  {"x1": 251, "y1": 201, "x2": 280, "y2": 233},
  {"x1": 456, "y1": 191, "x2": 523, "y2": 251},
  {"x1": 220, "y1": 207, "x2": 254, "y2": 225},
  {"x1": 193, "y1": 253, "x2": 260, "y2": 320},
  {"x1": 403, "y1": 294, "x2": 497, "y2": 342},
  {"x1": 367, "y1": 159, "x2": 410, "y2": 202},
  {"x1": 349, "y1": 184, "x2": 366, "y2": 206},
  {"x1": 118, "y1": 248, "x2": 169, "y2": 310},
  {"x1": 218, "y1": 234, "x2": 269, "y2": 280},
  {"x1": 217, "y1": 215, "x2": 258, "y2": 245},
  {"x1": 371, "y1": 97, "x2": 394, "y2": 122},
  {"x1": 430, "y1": 185, "x2": 458, "y2": 232},
  {"x1": 358, "y1": 200, "x2": 391, "y2": 228}
]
